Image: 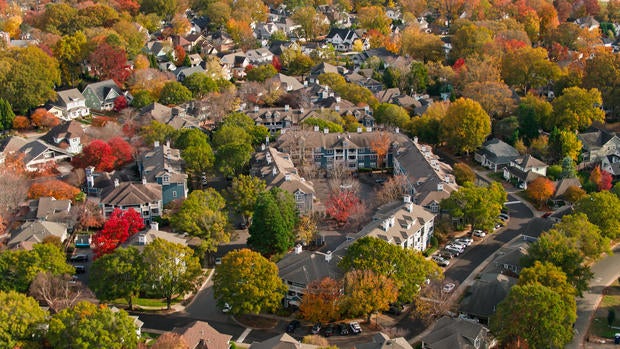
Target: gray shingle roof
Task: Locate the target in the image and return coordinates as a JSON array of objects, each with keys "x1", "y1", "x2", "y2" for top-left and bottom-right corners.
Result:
[
  {"x1": 476, "y1": 138, "x2": 520, "y2": 164},
  {"x1": 100, "y1": 182, "x2": 162, "y2": 206}
]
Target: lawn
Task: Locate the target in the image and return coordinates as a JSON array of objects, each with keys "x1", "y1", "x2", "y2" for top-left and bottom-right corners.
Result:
[
  {"x1": 589, "y1": 281, "x2": 620, "y2": 339},
  {"x1": 112, "y1": 297, "x2": 182, "y2": 308}
]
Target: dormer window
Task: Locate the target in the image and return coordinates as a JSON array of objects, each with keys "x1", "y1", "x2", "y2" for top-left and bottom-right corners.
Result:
[
  {"x1": 162, "y1": 175, "x2": 169, "y2": 185},
  {"x1": 138, "y1": 234, "x2": 146, "y2": 245}
]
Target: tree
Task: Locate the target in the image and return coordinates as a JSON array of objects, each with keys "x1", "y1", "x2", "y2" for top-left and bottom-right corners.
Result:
[
  {"x1": 90, "y1": 247, "x2": 144, "y2": 310},
  {"x1": 248, "y1": 188, "x2": 298, "y2": 256},
  {"x1": 453, "y1": 163, "x2": 476, "y2": 185},
  {"x1": 221, "y1": 112, "x2": 269, "y2": 146},
  {"x1": 182, "y1": 142, "x2": 215, "y2": 176},
  {"x1": 142, "y1": 239, "x2": 202, "y2": 310},
  {"x1": 215, "y1": 142, "x2": 254, "y2": 177},
  {"x1": 547, "y1": 128, "x2": 582, "y2": 163},
  {"x1": 449, "y1": 21, "x2": 493, "y2": 62},
  {"x1": 526, "y1": 177, "x2": 555, "y2": 208},
  {"x1": 441, "y1": 182, "x2": 506, "y2": 231},
  {"x1": 182, "y1": 73, "x2": 217, "y2": 99},
  {"x1": 461, "y1": 81, "x2": 515, "y2": 118},
  {"x1": 357, "y1": 6, "x2": 391, "y2": 35},
  {"x1": 73, "y1": 140, "x2": 115, "y2": 171},
  {"x1": 0, "y1": 97, "x2": 14, "y2": 131},
  {"x1": 440, "y1": 98, "x2": 491, "y2": 154},
  {"x1": 564, "y1": 185, "x2": 587, "y2": 203},
  {"x1": 246, "y1": 64, "x2": 278, "y2": 82},
  {"x1": 213, "y1": 249, "x2": 287, "y2": 314},
  {"x1": 516, "y1": 93, "x2": 553, "y2": 141},
  {"x1": 159, "y1": 81, "x2": 192, "y2": 106},
  {"x1": 0, "y1": 46, "x2": 61, "y2": 113},
  {"x1": 140, "y1": 120, "x2": 177, "y2": 146},
  {"x1": 575, "y1": 191, "x2": 620, "y2": 239},
  {"x1": 131, "y1": 90, "x2": 156, "y2": 108},
  {"x1": 92, "y1": 208, "x2": 144, "y2": 257},
  {"x1": 553, "y1": 213, "x2": 610, "y2": 260},
  {"x1": 0, "y1": 290, "x2": 48, "y2": 349},
  {"x1": 400, "y1": 26, "x2": 446, "y2": 63},
  {"x1": 549, "y1": 87, "x2": 605, "y2": 131},
  {"x1": 405, "y1": 101, "x2": 449, "y2": 145},
  {"x1": 30, "y1": 108, "x2": 60, "y2": 129},
  {"x1": 28, "y1": 180, "x2": 81, "y2": 201},
  {"x1": 582, "y1": 50, "x2": 620, "y2": 118},
  {"x1": 325, "y1": 189, "x2": 364, "y2": 225},
  {"x1": 88, "y1": 43, "x2": 129, "y2": 85},
  {"x1": 339, "y1": 236, "x2": 443, "y2": 303},
  {"x1": 491, "y1": 284, "x2": 575, "y2": 348},
  {"x1": 291, "y1": 6, "x2": 329, "y2": 40},
  {"x1": 48, "y1": 301, "x2": 138, "y2": 349},
  {"x1": 150, "y1": 332, "x2": 189, "y2": 349},
  {"x1": 140, "y1": 0, "x2": 177, "y2": 18},
  {"x1": 369, "y1": 132, "x2": 391, "y2": 169},
  {"x1": 170, "y1": 189, "x2": 230, "y2": 254},
  {"x1": 212, "y1": 124, "x2": 252, "y2": 149},
  {"x1": 296, "y1": 215, "x2": 319, "y2": 245},
  {"x1": 501, "y1": 46, "x2": 560, "y2": 94},
  {"x1": 28, "y1": 272, "x2": 90, "y2": 313},
  {"x1": 375, "y1": 175, "x2": 409, "y2": 206},
  {"x1": 299, "y1": 277, "x2": 342, "y2": 322},
  {"x1": 12, "y1": 115, "x2": 30, "y2": 129},
  {"x1": 342, "y1": 269, "x2": 398, "y2": 323},
  {"x1": 589, "y1": 166, "x2": 613, "y2": 191},
  {"x1": 373, "y1": 103, "x2": 410, "y2": 128},
  {"x1": 519, "y1": 261, "x2": 576, "y2": 311},
  {"x1": 228, "y1": 175, "x2": 266, "y2": 224},
  {"x1": 108, "y1": 137, "x2": 134, "y2": 168}
]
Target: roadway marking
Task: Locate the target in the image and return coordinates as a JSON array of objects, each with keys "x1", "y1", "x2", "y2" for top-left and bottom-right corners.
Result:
[
  {"x1": 236, "y1": 328, "x2": 252, "y2": 343},
  {"x1": 504, "y1": 201, "x2": 521, "y2": 205}
]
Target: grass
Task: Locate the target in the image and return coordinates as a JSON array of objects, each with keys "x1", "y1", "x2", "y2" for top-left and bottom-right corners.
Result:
[
  {"x1": 590, "y1": 281, "x2": 620, "y2": 339},
  {"x1": 112, "y1": 297, "x2": 182, "y2": 308}
]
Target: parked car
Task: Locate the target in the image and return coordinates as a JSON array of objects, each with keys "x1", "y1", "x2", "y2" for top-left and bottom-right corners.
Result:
[
  {"x1": 439, "y1": 251, "x2": 454, "y2": 259},
  {"x1": 447, "y1": 243, "x2": 465, "y2": 252},
  {"x1": 311, "y1": 322, "x2": 322, "y2": 334},
  {"x1": 349, "y1": 322, "x2": 362, "y2": 335},
  {"x1": 494, "y1": 222, "x2": 503, "y2": 230},
  {"x1": 323, "y1": 324, "x2": 335, "y2": 337},
  {"x1": 455, "y1": 237, "x2": 473, "y2": 246},
  {"x1": 499, "y1": 213, "x2": 510, "y2": 221},
  {"x1": 444, "y1": 247, "x2": 461, "y2": 256},
  {"x1": 442, "y1": 283, "x2": 456, "y2": 293},
  {"x1": 450, "y1": 241, "x2": 467, "y2": 249},
  {"x1": 286, "y1": 320, "x2": 300, "y2": 333},
  {"x1": 432, "y1": 255, "x2": 450, "y2": 267},
  {"x1": 74, "y1": 265, "x2": 86, "y2": 274},
  {"x1": 338, "y1": 323, "x2": 349, "y2": 335},
  {"x1": 472, "y1": 230, "x2": 486, "y2": 238},
  {"x1": 221, "y1": 303, "x2": 231, "y2": 313},
  {"x1": 69, "y1": 254, "x2": 88, "y2": 263}
]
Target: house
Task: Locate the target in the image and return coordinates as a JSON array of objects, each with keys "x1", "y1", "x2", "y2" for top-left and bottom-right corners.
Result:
[
  {"x1": 355, "y1": 196, "x2": 436, "y2": 252},
  {"x1": 220, "y1": 52, "x2": 249, "y2": 79},
  {"x1": 474, "y1": 138, "x2": 520, "y2": 172},
  {"x1": 421, "y1": 316, "x2": 490, "y2": 349},
  {"x1": 577, "y1": 128, "x2": 620, "y2": 167},
  {"x1": 502, "y1": 154, "x2": 548, "y2": 189},
  {"x1": 308, "y1": 62, "x2": 345, "y2": 84},
  {"x1": 40, "y1": 120, "x2": 89, "y2": 154},
  {"x1": 206, "y1": 31, "x2": 235, "y2": 53},
  {"x1": 139, "y1": 103, "x2": 199, "y2": 130},
  {"x1": 458, "y1": 273, "x2": 517, "y2": 324},
  {"x1": 277, "y1": 245, "x2": 343, "y2": 307},
  {"x1": 171, "y1": 320, "x2": 232, "y2": 349},
  {"x1": 493, "y1": 245, "x2": 529, "y2": 276},
  {"x1": 124, "y1": 222, "x2": 187, "y2": 250},
  {"x1": 174, "y1": 66, "x2": 206, "y2": 82},
  {"x1": 575, "y1": 16, "x2": 600, "y2": 31},
  {"x1": 19, "y1": 139, "x2": 72, "y2": 172},
  {"x1": 601, "y1": 153, "x2": 620, "y2": 178},
  {"x1": 22, "y1": 197, "x2": 72, "y2": 224},
  {"x1": 53, "y1": 89, "x2": 90, "y2": 121},
  {"x1": 551, "y1": 177, "x2": 583, "y2": 206},
  {"x1": 249, "y1": 333, "x2": 319, "y2": 349},
  {"x1": 138, "y1": 142, "x2": 188, "y2": 206},
  {"x1": 269, "y1": 73, "x2": 304, "y2": 92},
  {"x1": 82, "y1": 80, "x2": 128, "y2": 111},
  {"x1": 8, "y1": 221, "x2": 69, "y2": 249},
  {"x1": 0, "y1": 136, "x2": 27, "y2": 164},
  {"x1": 146, "y1": 40, "x2": 173, "y2": 60},
  {"x1": 246, "y1": 105, "x2": 301, "y2": 135},
  {"x1": 98, "y1": 178, "x2": 162, "y2": 223},
  {"x1": 355, "y1": 333, "x2": 413, "y2": 349},
  {"x1": 345, "y1": 72, "x2": 383, "y2": 93},
  {"x1": 251, "y1": 147, "x2": 316, "y2": 214},
  {"x1": 325, "y1": 28, "x2": 361, "y2": 51},
  {"x1": 245, "y1": 47, "x2": 274, "y2": 65},
  {"x1": 187, "y1": 53, "x2": 203, "y2": 67}
]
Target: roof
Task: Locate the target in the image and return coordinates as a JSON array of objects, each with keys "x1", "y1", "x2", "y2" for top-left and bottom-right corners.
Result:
[
  {"x1": 100, "y1": 182, "x2": 162, "y2": 206},
  {"x1": 82, "y1": 79, "x2": 122, "y2": 102},
  {"x1": 28, "y1": 197, "x2": 72, "y2": 222},
  {"x1": 422, "y1": 316, "x2": 488, "y2": 349},
  {"x1": 249, "y1": 333, "x2": 319, "y2": 349},
  {"x1": 476, "y1": 138, "x2": 520, "y2": 164},
  {"x1": 140, "y1": 144, "x2": 187, "y2": 184},
  {"x1": 252, "y1": 147, "x2": 315, "y2": 196},
  {"x1": 19, "y1": 139, "x2": 71, "y2": 165},
  {"x1": 578, "y1": 129, "x2": 618, "y2": 150},
  {"x1": 277, "y1": 249, "x2": 343, "y2": 287},
  {"x1": 41, "y1": 120, "x2": 89, "y2": 146},
  {"x1": 172, "y1": 321, "x2": 231, "y2": 349},
  {"x1": 310, "y1": 62, "x2": 340, "y2": 76},
  {"x1": 459, "y1": 273, "x2": 517, "y2": 318},
  {"x1": 272, "y1": 73, "x2": 304, "y2": 91},
  {"x1": 375, "y1": 88, "x2": 401, "y2": 103},
  {"x1": 125, "y1": 229, "x2": 188, "y2": 248},
  {"x1": 56, "y1": 88, "x2": 86, "y2": 105},
  {"x1": 140, "y1": 102, "x2": 172, "y2": 122},
  {"x1": 553, "y1": 177, "x2": 582, "y2": 198},
  {"x1": 326, "y1": 28, "x2": 357, "y2": 41},
  {"x1": 0, "y1": 136, "x2": 28, "y2": 155},
  {"x1": 355, "y1": 333, "x2": 413, "y2": 349},
  {"x1": 175, "y1": 65, "x2": 205, "y2": 78},
  {"x1": 9, "y1": 221, "x2": 68, "y2": 248}
]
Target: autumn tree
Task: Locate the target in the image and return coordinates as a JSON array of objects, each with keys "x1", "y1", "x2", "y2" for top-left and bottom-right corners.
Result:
[
  {"x1": 501, "y1": 46, "x2": 560, "y2": 94},
  {"x1": 0, "y1": 290, "x2": 48, "y2": 349},
  {"x1": 461, "y1": 81, "x2": 515, "y2": 118},
  {"x1": 150, "y1": 333, "x2": 189, "y2": 349},
  {"x1": 549, "y1": 87, "x2": 605, "y2": 131},
  {"x1": 92, "y1": 208, "x2": 144, "y2": 257},
  {"x1": 88, "y1": 43, "x2": 129, "y2": 85},
  {"x1": 342, "y1": 269, "x2": 398, "y2": 323},
  {"x1": 90, "y1": 247, "x2": 144, "y2": 310},
  {"x1": 28, "y1": 272, "x2": 91, "y2": 313},
  {"x1": 246, "y1": 64, "x2": 278, "y2": 82},
  {"x1": 248, "y1": 188, "x2": 298, "y2": 256},
  {"x1": 227, "y1": 175, "x2": 266, "y2": 224},
  {"x1": 291, "y1": 6, "x2": 329, "y2": 40},
  {"x1": 213, "y1": 249, "x2": 287, "y2": 314},
  {"x1": 547, "y1": 127, "x2": 583, "y2": 162},
  {"x1": 325, "y1": 189, "x2": 363, "y2": 225},
  {"x1": 400, "y1": 26, "x2": 445, "y2": 63},
  {"x1": 140, "y1": 121, "x2": 178, "y2": 146},
  {"x1": 142, "y1": 239, "x2": 202, "y2": 309},
  {"x1": 73, "y1": 140, "x2": 115, "y2": 171},
  {"x1": 411, "y1": 280, "x2": 455, "y2": 325},
  {"x1": 564, "y1": 185, "x2": 587, "y2": 203},
  {"x1": 296, "y1": 215, "x2": 319, "y2": 245},
  {"x1": 405, "y1": 101, "x2": 449, "y2": 145},
  {"x1": 375, "y1": 175, "x2": 409, "y2": 206},
  {"x1": 582, "y1": 50, "x2": 620, "y2": 118},
  {"x1": 300, "y1": 277, "x2": 342, "y2": 322},
  {"x1": 373, "y1": 103, "x2": 410, "y2": 128},
  {"x1": 370, "y1": 132, "x2": 391, "y2": 169},
  {"x1": 30, "y1": 108, "x2": 60, "y2": 129},
  {"x1": 28, "y1": 180, "x2": 81, "y2": 201},
  {"x1": 589, "y1": 166, "x2": 613, "y2": 191},
  {"x1": 357, "y1": 6, "x2": 391, "y2": 35},
  {"x1": 526, "y1": 177, "x2": 555, "y2": 208},
  {"x1": 452, "y1": 162, "x2": 476, "y2": 185},
  {"x1": 440, "y1": 98, "x2": 491, "y2": 154},
  {"x1": 575, "y1": 191, "x2": 620, "y2": 239},
  {"x1": 553, "y1": 213, "x2": 611, "y2": 260},
  {"x1": 449, "y1": 20, "x2": 493, "y2": 62}
]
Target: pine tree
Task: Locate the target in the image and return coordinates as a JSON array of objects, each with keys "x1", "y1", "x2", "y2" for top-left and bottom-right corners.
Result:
[{"x1": 0, "y1": 98, "x2": 15, "y2": 131}]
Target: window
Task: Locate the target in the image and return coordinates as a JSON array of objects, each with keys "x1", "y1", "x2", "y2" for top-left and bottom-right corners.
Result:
[
  {"x1": 172, "y1": 191, "x2": 177, "y2": 198},
  {"x1": 162, "y1": 175, "x2": 169, "y2": 185}
]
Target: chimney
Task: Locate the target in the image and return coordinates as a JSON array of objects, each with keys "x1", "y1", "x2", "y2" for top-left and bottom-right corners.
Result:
[
  {"x1": 325, "y1": 250, "x2": 332, "y2": 262},
  {"x1": 395, "y1": 127, "x2": 399, "y2": 134},
  {"x1": 382, "y1": 219, "x2": 390, "y2": 231},
  {"x1": 294, "y1": 244, "x2": 303, "y2": 254},
  {"x1": 437, "y1": 183, "x2": 444, "y2": 191},
  {"x1": 366, "y1": 127, "x2": 373, "y2": 132},
  {"x1": 335, "y1": 105, "x2": 340, "y2": 111},
  {"x1": 285, "y1": 173, "x2": 291, "y2": 181},
  {"x1": 142, "y1": 177, "x2": 147, "y2": 185},
  {"x1": 406, "y1": 202, "x2": 414, "y2": 213},
  {"x1": 324, "y1": 128, "x2": 329, "y2": 134},
  {"x1": 265, "y1": 136, "x2": 270, "y2": 145},
  {"x1": 336, "y1": 96, "x2": 341, "y2": 103},
  {"x1": 114, "y1": 178, "x2": 120, "y2": 188},
  {"x1": 304, "y1": 80, "x2": 308, "y2": 87},
  {"x1": 403, "y1": 195, "x2": 411, "y2": 203},
  {"x1": 154, "y1": 141, "x2": 160, "y2": 147},
  {"x1": 261, "y1": 144, "x2": 266, "y2": 151},
  {"x1": 254, "y1": 106, "x2": 259, "y2": 112},
  {"x1": 166, "y1": 140, "x2": 170, "y2": 147},
  {"x1": 413, "y1": 136, "x2": 418, "y2": 144},
  {"x1": 314, "y1": 125, "x2": 320, "y2": 132},
  {"x1": 150, "y1": 221, "x2": 159, "y2": 231},
  {"x1": 284, "y1": 104, "x2": 289, "y2": 111},
  {"x1": 389, "y1": 215, "x2": 395, "y2": 227},
  {"x1": 272, "y1": 166, "x2": 277, "y2": 176},
  {"x1": 300, "y1": 107, "x2": 304, "y2": 114},
  {"x1": 357, "y1": 127, "x2": 362, "y2": 133}
]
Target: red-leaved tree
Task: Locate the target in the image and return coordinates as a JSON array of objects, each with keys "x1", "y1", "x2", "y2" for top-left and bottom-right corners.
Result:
[
  {"x1": 590, "y1": 166, "x2": 613, "y2": 191},
  {"x1": 73, "y1": 138, "x2": 134, "y2": 172},
  {"x1": 113, "y1": 96, "x2": 128, "y2": 112},
  {"x1": 272, "y1": 56, "x2": 282, "y2": 72},
  {"x1": 93, "y1": 208, "x2": 144, "y2": 257},
  {"x1": 326, "y1": 189, "x2": 363, "y2": 225},
  {"x1": 88, "y1": 43, "x2": 130, "y2": 85},
  {"x1": 107, "y1": 137, "x2": 134, "y2": 168}
]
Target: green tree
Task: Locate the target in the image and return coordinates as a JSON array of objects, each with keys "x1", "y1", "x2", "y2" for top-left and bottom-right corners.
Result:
[
  {"x1": 182, "y1": 72, "x2": 218, "y2": 98},
  {"x1": 373, "y1": 103, "x2": 411, "y2": 128},
  {"x1": 404, "y1": 101, "x2": 449, "y2": 145},
  {"x1": 159, "y1": 81, "x2": 192, "y2": 106},
  {"x1": 453, "y1": 162, "x2": 476, "y2": 185},
  {"x1": 53, "y1": 31, "x2": 88, "y2": 87},
  {"x1": 405, "y1": 62, "x2": 429, "y2": 94},
  {"x1": 0, "y1": 46, "x2": 61, "y2": 113},
  {"x1": 228, "y1": 174, "x2": 267, "y2": 224},
  {"x1": 0, "y1": 98, "x2": 15, "y2": 131},
  {"x1": 440, "y1": 98, "x2": 491, "y2": 154},
  {"x1": 140, "y1": 0, "x2": 178, "y2": 18},
  {"x1": 213, "y1": 248, "x2": 287, "y2": 314},
  {"x1": 553, "y1": 213, "x2": 611, "y2": 260},
  {"x1": 174, "y1": 128, "x2": 209, "y2": 150},
  {"x1": 501, "y1": 46, "x2": 560, "y2": 94},
  {"x1": 215, "y1": 142, "x2": 254, "y2": 177},
  {"x1": 549, "y1": 87, "x2": 605, "y2": 131},
  {"x1": 519, "y1": 261, "x2": 577, "y2": 312},
  {"x1": 302, "y1": 117, "x2": 344, "y2": 133},
  {"x1": 342, "y1": 269, "x2": 398, "y2": 323},
  {"x1": 248, "y1": 188, "x2": 298, "y2": 257},
  {"x1": 131, "y1": 90, "x2": 156, "y2": 108},
  {"x1": 339, "y1": 236, "x2": 442, "y2": 303},
  {"x1": 140, "y1": 120, "x2": 177, "y2": 146},
  {"x1": 212, "y1": 125, "x2": 253, "y2": 149},
  {"x1": 449, "y1": 21, "x2": 493, "y2": 62},
  {"x1": 0, "y1": 290, "x2": 48, "y2": 349},
  {"x1": 575, "y1": 191, "x2": 620, "y2": 239},
  {"x1": 142, "y1": 238, "x2": 203, "y2": 309},
  {"x1": 561, "y1": 156, "x2": 577, "y2": 178},
  {"x1": 90, "y1": 247, "x2": 144, "y2": 310},
  {"x1": 0, "y1": 243, "x2": 75, "y2": 293},
  {"x1": 246, "y1": 64, "x2": 278, "y2": 82},
  {"x1": 47, "y1": 301, "x2": 139, "y2": 349},
  {"x1": 222, "y1": 112, "x2": 270, "y2": 146},
  {"x1": 516, "y1": 93, "x2": 553, "y2": 141},
  {"x1": 441, "y1": 182, "x2": 506, "y2": 231},
  {"x1": 171, "y1": 188, "x2": 230, "y2": 253},
  {"x1": 182, "y1": 142, "x2": 215, "y2": 176},
  {"x1": 491, "y1": 284, "x2": 576, "y2": 348}
]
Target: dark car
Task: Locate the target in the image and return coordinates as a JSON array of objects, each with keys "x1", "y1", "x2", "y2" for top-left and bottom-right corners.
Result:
[
  {"x1": 311, "y1": 322, "x2": 322, "y2": 334},
  {"x1": 338, "y1": 323, "x2": 349, "y2": 335},
  {"x1": 69, "y1": 254, "x2": 88, "y2": 263},
  {"x1": 74, "y1": 265, "x2": 86, "y2": 274},
  {"x1": 323, "y1": 324, "x2": 335, "y2": 337},
  {"x1": 384, "y1": 304, "x2": 403, "y2": 315},
  {"x1": 286, "y1": 320, "x2": 300, "y2": 333}
]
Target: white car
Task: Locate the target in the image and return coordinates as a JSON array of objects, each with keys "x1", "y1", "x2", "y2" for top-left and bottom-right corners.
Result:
[
  {"x1": 432, "y1": 255, "x2": 450, "y2": 267},
  {"x1": 472, "y1": 230, "x2": 486, "y2": 238},
  {"x1": 455, "y1": 237, "x2": 473, "y2": 246},
  {"x1": 221, "y1": 303, "x2": 231, "y2": 313},
  {"x1": 442, "y1": 283, "x2": 456, "y2": 293},
  {"x1": 450, "y1": 241, "x2": 467, "y2": 250}
]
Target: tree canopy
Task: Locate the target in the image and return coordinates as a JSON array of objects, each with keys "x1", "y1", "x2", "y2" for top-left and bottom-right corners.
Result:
[
  {"x1": 90, "y1": 247, "x2": 145, "y2": 310},
  {"x1": 440, "y1": 98, "x2": 491, "y2": 154},
  {"x1": 441, "y1": 181, "x2": 506, "y2": 232},
  {"x1": 0, "y1": 290, "x2": 48, "y2": 349},
  {"x1": 248, "y1": 188, "x2": 298, "y2": 256}
]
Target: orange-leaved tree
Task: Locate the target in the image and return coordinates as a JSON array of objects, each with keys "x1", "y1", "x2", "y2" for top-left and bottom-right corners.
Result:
[
  {"x1": 28, "y1": 180, "x2": 81, "y2": 201},
  {"x1": 299, "y1": 277, "x2": 342, "y2": 323},
  {"x1": 370, "y1": 132, "x2": 391, "y2": 169},
  {"x1": 342, "y1": 269, "x2": 398, "y2": 323},
  {"x1": 526, "y1": 177, "x2": 555, "y2": 208}
]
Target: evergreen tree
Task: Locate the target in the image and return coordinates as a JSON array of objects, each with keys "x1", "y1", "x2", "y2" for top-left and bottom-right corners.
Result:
[
  {"x1": 248, "y1": 188, "x2": 298, "y2": 256},
  {"x1": 0, "y1": 98, "x2": 15, "y2": 131}
]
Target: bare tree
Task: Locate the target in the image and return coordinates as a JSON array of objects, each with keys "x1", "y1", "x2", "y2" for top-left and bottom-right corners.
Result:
[
  {"x1": 375, "y1": 175, "x2": 409, "y2": 206},
  {"x1": 29, "y1": 272, "x2": 95, "y2": 313},
  {"x1": 411, "y1": 279, "x2": 458, "y2": 325},
  {"x1": 149, "y1": 332, "x2": 189, "y2": 349},
  {"x1": 0, "y1": 156, "x2": 29, "y2": 233}
]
